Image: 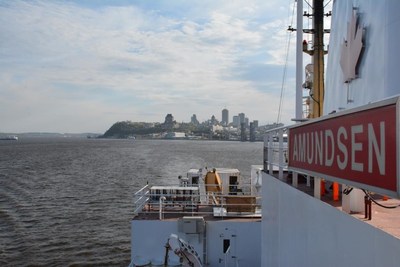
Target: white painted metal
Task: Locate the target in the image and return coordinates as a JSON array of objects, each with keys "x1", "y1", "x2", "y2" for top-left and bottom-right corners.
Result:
[
  {"x1": 131, "y1": 220, "x2": 261, "y2": 266},
  {"x1": 294, "y1": 0, "x2": 302, "y2": 188},
  {"x1": 215, "y1": 168, "x2": 241, "y2": 195},
  {"x1": 159, "y1": 196, "x2": 166, "y2": 220},
  {"x1": 262, "y1": 173, "x2": 400, "y2": 267},
  {"x1": 278, "y1": 129, "x2": 284, "y2": 180},
  {"x1": 313, "y1": 177, "x2": 321, "y2": 200},
  {"x1": 250, "y1": 165, "x2": 263, "y2": 197},
  {"x1": 205, "y1": 221, "x2": 261, "y2": 267},
  {"x1": 131, "y1": 166, "x2": 262, "y2": 266},
  {"x1": 268, "y1": 133, "x2": 273, "y2": 175},
  {"x1": 261, "y1": 1, "x2": 400, "y2": 265},
  {"x1": 325, "y1": 1, "x2": 400, "y2": 115},
  {"x1": 263, "y1": 127, "x2": 288, "y2": 175},
  {"x1": 296, "y1": 0, "x2": 303, "y2": 121},
  {"x1": 341, "y1": 186, "x2": 364, "y2": 213},
  {"x1": 292, "y1": 172, "x2": 298, "y2": 188}
]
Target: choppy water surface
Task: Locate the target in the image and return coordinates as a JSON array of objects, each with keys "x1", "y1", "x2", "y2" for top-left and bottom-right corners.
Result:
[{"x1": 0, "y1": 138, "x2": 262, "y2": 266}]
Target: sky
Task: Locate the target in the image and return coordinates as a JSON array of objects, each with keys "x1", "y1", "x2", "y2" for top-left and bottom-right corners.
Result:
[{"x1": 0, "y1": 0, "x2": 315, "y2": 133}]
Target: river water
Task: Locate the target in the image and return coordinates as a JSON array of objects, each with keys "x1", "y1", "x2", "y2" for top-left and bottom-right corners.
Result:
[{"x1": 0, "y1": 138, "x2": 262, "y2": 266}]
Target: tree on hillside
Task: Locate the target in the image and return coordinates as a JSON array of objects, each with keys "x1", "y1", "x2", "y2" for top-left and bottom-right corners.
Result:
[{"x1": 102, "y1": 121, "x2": 163, "y2": 138}]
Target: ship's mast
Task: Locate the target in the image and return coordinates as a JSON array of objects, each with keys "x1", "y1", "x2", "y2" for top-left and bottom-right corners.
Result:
[
  {"x1": 302, "y1": 0, "x2": 332, "y2": 199},
  {"x1": 312, "y1": 0, "x2": 325, "y2": 118},
  {"x1": 311, "y1": 0, "x2": 326, "y2": 199},
  {"x1": 301, "y1": 0, "x2": 329, "y2": 118},
  {"x1": 295, "y1": 0, "x2": 303, "y2": 121}
]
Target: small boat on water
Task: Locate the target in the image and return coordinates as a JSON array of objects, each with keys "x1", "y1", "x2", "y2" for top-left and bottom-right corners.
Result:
[{"x1": 0, "y1": 135, "x2": 18, "y2": 141}]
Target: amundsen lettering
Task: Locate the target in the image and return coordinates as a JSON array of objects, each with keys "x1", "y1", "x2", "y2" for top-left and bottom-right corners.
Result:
[{"x1": 291, "y1": 122, "x2": 385, "y2": 175}]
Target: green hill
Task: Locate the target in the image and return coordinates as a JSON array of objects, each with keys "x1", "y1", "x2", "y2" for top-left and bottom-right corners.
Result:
[{"x1": 102, "y1": 121, "x2": 163, "y2": 138}]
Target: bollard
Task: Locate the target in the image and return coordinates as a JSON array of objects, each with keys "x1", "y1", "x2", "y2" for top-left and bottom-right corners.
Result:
[{"x1": 364, "y1": 195, "x2": 372, "y2": 220}]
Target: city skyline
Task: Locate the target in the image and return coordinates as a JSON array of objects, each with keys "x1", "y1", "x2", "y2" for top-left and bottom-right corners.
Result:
[{"x1": 172, "y1": 108, "x2": 258, "y2": 127}]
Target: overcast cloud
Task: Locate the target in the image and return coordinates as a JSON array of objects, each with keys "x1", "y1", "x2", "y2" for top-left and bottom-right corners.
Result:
[{"x1": 0, "y1": 0, "x2": 313, "y2": 133}]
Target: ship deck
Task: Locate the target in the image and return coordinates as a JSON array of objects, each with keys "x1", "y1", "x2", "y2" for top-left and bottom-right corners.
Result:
[
  {"x1": 282, "y1": 173, "x2": 400, "y2": 239},
  {"x1": 132, "y1": 173, "x2": 400, "y2": 238},
  {"x1": 133, "y1": 203, "x2": 261, "y2": 222}
]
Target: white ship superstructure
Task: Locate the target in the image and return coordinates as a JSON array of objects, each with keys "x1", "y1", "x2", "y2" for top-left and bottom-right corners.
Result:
[
  {"x1": 262, "y1": 1, "x2": 400, "y2": 266},
  {"x1": 130, "y1": 167, "x2": 263, "y2": 266}
]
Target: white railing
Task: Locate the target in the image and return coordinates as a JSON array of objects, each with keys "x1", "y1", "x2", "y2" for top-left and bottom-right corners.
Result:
[
  {"x1": 132, "y1": 184, "x2": 261, "y2": 218},
  {"x1": 263, "y1": 126, "x2": 288, "y2": 181},
  {"x1": 264, "y1": 126, "x2": 312, "y2": 189},
  {"x1": 133, "y1": 184, "x2": 150, "y2": 214}
]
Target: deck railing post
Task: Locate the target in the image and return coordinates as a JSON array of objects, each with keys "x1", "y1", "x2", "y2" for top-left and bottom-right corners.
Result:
[
  {"x1": 278, "y1": 129, "x2": 284, "y2": 180},
  {"x1": 159, "y1": 196, "x2": 166, "y2": 220},
  {"x1": 292, "y1": 172, "x2": 298, "y2": 188},
  {"x1": 268, "y1": 133, "x2": 273, "y2": 175}
]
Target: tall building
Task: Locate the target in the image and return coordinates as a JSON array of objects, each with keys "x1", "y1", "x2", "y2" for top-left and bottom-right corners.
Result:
[
  {"x1": 249, "y1": 122, "x2": 256, "y2": 142},
  {"x1": 253, "y1": 120, "x2": 259, "y2": 129},
  {"x1": 240, "y1": 122, "x2": 247, "y2": 141},
  {"x1": 238, "y1": 113, "x2": 245, "y2": 125},
  {"x1": 221, "y1": 109, "x2": 229, "y2": 126},
  {"x1": 232, "y1": 116, "x2": 239, "y2": 127}
]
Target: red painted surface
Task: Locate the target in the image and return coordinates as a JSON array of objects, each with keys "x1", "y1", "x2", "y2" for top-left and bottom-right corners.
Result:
[{"x1": 289, "y1": 104, "x2": 397, "y2": 192}]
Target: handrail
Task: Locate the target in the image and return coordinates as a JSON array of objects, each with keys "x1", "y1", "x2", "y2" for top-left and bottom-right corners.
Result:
[
  {"x1": 133, "y1": 197, "x2": 149, "y2": 214},
  {"x1": 133, "y1": 188, "x2": 262, "y2": 217},
  {"x1": 133, "y1": 186, "x2": 151, "y2": 215},
  {"x1": 134, "y1": 190, "x2": 150, "y2": 205},
  {"x1": 263, "y1": 126, "x2": 313, "y2": 188},
  {"x1": 134, "y1": 184, "x2": 149, "y2": 196},
  {"x1": 263, "y1": 128, "x2": 288, "y2": 180}
]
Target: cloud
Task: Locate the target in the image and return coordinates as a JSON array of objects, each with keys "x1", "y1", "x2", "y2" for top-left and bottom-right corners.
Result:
[{"x1": 0, "y1": 0, "x2": 300, "y2": 132}]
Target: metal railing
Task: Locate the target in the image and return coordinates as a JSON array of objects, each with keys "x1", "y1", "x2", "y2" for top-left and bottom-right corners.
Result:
[
  {"x1": 133, "y1": 184, "x2": 150, "y2": 214},
  {"x1": 263, "y1": 126, "x2": 288, "y2": 180},
  {"x1": 264, "y1": 126, "x2": 313, "y2": 188},
  {"x1": 132, "y1": 184, "x2": 261, "y2": 218}
]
